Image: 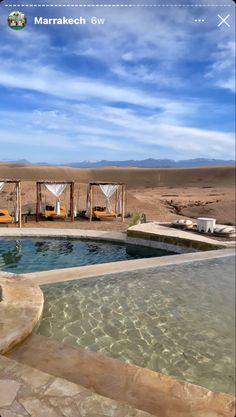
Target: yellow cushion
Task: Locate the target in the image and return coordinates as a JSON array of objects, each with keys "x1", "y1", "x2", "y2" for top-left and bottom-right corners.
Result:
[
  {"x1": 0, "y1": 211, "x2": 13, "y2": 222},
  {"x1": 93, "y1": 211, "x2": 117, "y2": 218},
  {"x1": 0, "y1": 209, "x2": 11, "y2": 215},
  {"x1": 44, "y1": 206, "x2": 67, "y2": 219}
]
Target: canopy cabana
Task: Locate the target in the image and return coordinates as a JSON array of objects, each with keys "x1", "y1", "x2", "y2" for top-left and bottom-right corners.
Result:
[
  {"x1": 87, "y1": 182, "x2": 126, "y2": 222},
  {"x1": 36, "y1": 181, "x2": 74, "y2": 222},
  {"x1": 0, "y1": 180, "x2": 22, "y2": 227}
]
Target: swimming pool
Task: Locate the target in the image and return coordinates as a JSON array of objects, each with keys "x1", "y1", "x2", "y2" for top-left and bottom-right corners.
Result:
[
  {"x1": 37, "y1": 256, "x2": 235, "y2": 395},
  {"x1": 0, "y1": 237, "x2": 175, "y2": 273}
]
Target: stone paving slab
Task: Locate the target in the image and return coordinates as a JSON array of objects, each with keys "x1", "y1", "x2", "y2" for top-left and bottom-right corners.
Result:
[{"x1": 0, "y1": 355, "x2": 155, "y2": 417}]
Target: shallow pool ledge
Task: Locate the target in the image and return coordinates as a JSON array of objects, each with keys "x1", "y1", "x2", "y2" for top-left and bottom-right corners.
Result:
[
  {"x1": 23, "y1": 248, "x2": 235, "y2": 286},
  {"x1": 0, "y1": 274, "x2": 44, "y2": 354}
]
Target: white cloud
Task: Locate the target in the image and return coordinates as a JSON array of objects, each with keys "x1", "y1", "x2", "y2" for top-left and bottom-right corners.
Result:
[
  {"x1": 0, "y1": 104, "x2": 234, "y2": 161},
  {"x1": 0, "y1": 59, "x2": 200, "y2": 117},
  {"x1": 205, "y1": 41, "x2": 235, "y2": 93}
]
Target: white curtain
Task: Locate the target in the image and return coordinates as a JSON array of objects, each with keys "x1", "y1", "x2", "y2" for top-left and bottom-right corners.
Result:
[
  {"x1": 99, "y1": 184, "x2": 118, "y2": 212},
  {"x1": 45, "y1": 183, "x2": 67, "y2": 214},
  {"x1": 85, "y1": 185, "x2": 91, "y2": 217},
  {"x1": 45, "y1": 183, "x2": 67, "y2": 198},
  {"x1": 0, "y1": 182, "x2": 5, "y2": 193}
]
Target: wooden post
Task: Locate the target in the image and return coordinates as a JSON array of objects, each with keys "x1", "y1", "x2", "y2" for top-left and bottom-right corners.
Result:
[
  {"x1": 18, "y1": 181, "x2": 22, "y2": 228},
  {"x1": 115, "y1": 188, "x2": 118, "y2": 216},
  {"x1": 89, "y1": 185, "x2": 93, "y2": 222},
  {"x1": 70, "y1": 182, "x2": 74, "y2": 222},
  {"x1": 36, "y1": 182, "x2": 39, "y2": 222},
  {"x1": 121, "y1": 184, "x2": 125, "y2": 222},
  {"x1": 39, "y1": 183, "x2": 42, "y2": 216},
  {"x1": 77, "y1": 189, "x2": 79, "y2": 218}
]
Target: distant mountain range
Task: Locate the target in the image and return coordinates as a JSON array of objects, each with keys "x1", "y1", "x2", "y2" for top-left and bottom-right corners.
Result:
[
  {"x1": 1, "y1": 158, "x2": 235, "y2": 168},
  {"x1": 64, "y1": 158, "x2": 235, "y2": 168}
]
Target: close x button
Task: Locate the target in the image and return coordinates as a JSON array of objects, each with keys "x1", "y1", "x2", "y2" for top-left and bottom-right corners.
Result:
[{"x1": 217, "y1": 14, "x2": 230, "y2": 27}]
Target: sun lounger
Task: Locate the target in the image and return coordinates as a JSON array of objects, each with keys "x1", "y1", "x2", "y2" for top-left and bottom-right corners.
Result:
[
  {"x1": 93, "y1": 207, "x2": 117, "y2": 219},
  {"x1": 0, "y1": 209, "x2": 14, "y2": 223},
  {"x1": 43, "y1": 204, "x2": 67, "y2": 219}
]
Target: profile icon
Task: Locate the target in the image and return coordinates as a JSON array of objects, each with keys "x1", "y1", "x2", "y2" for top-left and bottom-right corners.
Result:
[{"x1": 8, "y1": 11, "x2": 27, "y2": 30}]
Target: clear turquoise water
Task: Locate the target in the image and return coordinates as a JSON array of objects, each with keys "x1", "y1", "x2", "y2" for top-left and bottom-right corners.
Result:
[
  {"x1": 37, "y1": 256, "x2": 235, "y2": 395},
  {"x1": 0, "y1": 237, "x2": 175, "y2": 273}
]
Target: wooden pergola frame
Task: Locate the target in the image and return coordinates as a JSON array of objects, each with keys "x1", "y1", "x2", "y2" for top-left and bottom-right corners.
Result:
[
  {"x1": 88, "y1": 181, "x2": 126, "y2": 222},
  {"x1": 36, "y1": 181, "x2": 74, "y2": 222},
  {"x1": 0, "y1": 180, "x2": 22, "y2": 228}
]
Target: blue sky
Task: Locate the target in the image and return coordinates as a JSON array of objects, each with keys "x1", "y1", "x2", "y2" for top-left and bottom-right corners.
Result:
[{"x1": 0, "y1": 1, "x2": 235, "y2": 163}]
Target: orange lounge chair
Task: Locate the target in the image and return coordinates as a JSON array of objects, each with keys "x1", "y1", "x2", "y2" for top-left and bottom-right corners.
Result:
[
  {"x1": 0, "y1": 209, "x2": 14, "y2": 223},
  {"x1": 93, "y1": 207, "x2": 117, "y2": 219},
  {"x1": 43, "y1": 204, "x2": 67, "y2": 219}
]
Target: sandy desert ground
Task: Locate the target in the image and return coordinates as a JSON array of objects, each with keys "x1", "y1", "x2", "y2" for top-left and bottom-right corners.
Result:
[{"x1": 0, "y1": 164, "x2": 235, "y2": 231}]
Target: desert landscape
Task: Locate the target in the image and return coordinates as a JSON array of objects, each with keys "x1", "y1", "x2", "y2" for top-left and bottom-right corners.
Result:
[{"x1": 0, "y1": 163, "x2": 235, "y2": 231}]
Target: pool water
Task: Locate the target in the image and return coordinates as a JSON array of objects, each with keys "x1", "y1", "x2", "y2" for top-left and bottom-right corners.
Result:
[
  {"x1": 0, "y1": 238, "x2": 175, "y2": 273},
  {"x1": 37, "y1": 256, "x2": 235, "y2": 395}
]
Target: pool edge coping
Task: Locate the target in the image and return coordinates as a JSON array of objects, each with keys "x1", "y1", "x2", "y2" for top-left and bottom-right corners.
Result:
[
  {"x1": 22, "y1": 247, "x2": 235, "y2": 285},
  {"x1": 0, "y1": 276, "x2": 44, "y2": 355},
  {"x1": 0, "y1": 228, "x2": 127, "y2": 243}
]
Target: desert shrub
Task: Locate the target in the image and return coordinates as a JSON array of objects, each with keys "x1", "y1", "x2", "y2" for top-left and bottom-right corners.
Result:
[
  {"x1": 128, "y1": 212, "x2": 144, "y2": 227},
  {"x1": 78, "y1": 210, "x2": 87, "y2": 218}
]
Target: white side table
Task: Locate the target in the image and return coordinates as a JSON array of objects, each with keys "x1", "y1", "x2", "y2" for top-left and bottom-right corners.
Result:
[{"x1": 197, "y1": 217, "x2": 216, "y2": 233}]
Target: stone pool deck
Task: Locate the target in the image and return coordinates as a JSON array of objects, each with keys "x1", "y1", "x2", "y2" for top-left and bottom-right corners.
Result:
[
  {"x1": 0, "y1": 355, "x2": 154, "y2": 417},
  {"x1": 127, "y1": 223, "x2": 235, "y2": 253}
]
